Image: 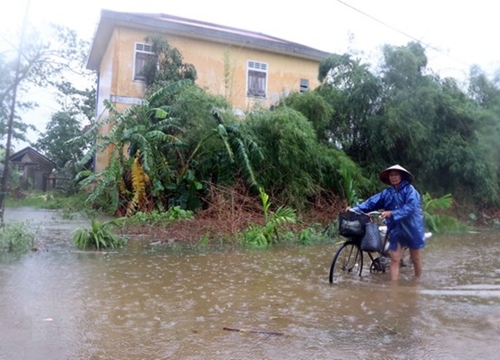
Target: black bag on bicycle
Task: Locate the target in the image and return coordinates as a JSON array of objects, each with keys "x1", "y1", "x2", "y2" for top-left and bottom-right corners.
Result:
[
  {"x1": 360, "y1": 222, "x2": 383, "y2": 252},
  {"x1": 338, "y1": 211, "x2": 369, "y2": 238}
]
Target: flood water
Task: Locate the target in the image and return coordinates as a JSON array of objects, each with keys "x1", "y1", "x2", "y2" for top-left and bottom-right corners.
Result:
[{"x1": 1, "y1": 207, "x2": 500, "y2": 359}]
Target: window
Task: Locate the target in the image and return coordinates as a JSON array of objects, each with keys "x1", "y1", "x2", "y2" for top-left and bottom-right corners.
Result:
[
  {"x1": 300, "y1": 79, "x2": 309, "y2": 93},
  {"x1": 247, "y1": 61, "x2": 268, "y2": 98},
  {"x1": 134, "y1": 43, "x2": 156, "y2": 81}
]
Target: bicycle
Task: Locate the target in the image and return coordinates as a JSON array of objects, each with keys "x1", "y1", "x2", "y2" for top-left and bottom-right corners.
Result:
[
  {"x1": 328, "y1": 211, "x2": 389, "y2": 283},
  {"x1": 328, "y1": 210, "x2": 432, "y2": 283}
]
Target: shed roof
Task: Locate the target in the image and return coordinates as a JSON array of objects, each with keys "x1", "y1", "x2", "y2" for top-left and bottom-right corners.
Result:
[
  {"x1": 87, "y1": 10, "x2": 332, "y2": 70},
  {"x1": 9, "y1": 146, "x2": 56, "y2": 174}
]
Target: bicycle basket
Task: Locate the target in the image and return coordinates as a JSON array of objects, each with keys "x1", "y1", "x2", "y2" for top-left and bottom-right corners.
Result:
[{"x1": 338, "y1": 211, "x2": 370, "y2": 238}]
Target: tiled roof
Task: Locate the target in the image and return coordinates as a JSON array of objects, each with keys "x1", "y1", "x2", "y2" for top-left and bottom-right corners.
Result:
[{"x1": 87, "y1": 10, "x2": 331, "y2": 70}]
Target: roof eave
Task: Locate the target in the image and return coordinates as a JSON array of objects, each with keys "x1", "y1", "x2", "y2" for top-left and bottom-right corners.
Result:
[{"x1": 86, "y1": 10, "x2": 331, "y2": 70}]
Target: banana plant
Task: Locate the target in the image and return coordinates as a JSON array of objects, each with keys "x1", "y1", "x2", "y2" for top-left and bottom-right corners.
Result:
[
  {"x1": 71, "y1": 218, "x2": 127, "y2": 250},
  {"x1": 421, "y1": 192, "x2": 463, "y2": 232},
  {"x1": 243, "y1": 187, "x2": 296, "y2": 247}
]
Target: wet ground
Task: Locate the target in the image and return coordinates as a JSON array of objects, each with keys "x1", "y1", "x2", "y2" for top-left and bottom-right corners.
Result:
[{"x1": 0, "y1": 208, "x2": 500, "y2": 359}]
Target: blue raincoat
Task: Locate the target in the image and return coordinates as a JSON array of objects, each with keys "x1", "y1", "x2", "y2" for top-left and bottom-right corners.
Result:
[{"x1": 353, "y1": 180, "x2": 425, "y2": 251}]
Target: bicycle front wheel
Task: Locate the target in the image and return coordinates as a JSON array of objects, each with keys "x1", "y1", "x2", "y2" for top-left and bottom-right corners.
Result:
[{"x1": 329, "y1": 241, "x2": 363, "y2": 283}]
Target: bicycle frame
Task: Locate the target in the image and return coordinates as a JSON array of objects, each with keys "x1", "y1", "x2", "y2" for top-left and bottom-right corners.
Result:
[{"x1": 329, "y1": 209, "x2": 433, "y2": 281}]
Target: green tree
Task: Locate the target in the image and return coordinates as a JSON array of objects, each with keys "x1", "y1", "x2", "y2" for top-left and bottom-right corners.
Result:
[
  {"x1": 367, "y1": 42, "x2": 498, "y2": 205},
  {"x1": 35, "y1": 111, "x2": 84, "y2": 169},
  {"x1": 34, "y1": 111, "x2": 88, "y2": 192},
  {"x1": 49, "y1": 25, "x2": 97, "y2": 124},
  {"x1": 0, "y1": 24, "x2": 94, "y2": 160},
  {"x1": 141, "y1": 34, "x2": 197, "y2": 91},
  {"x1": 317, "y1": 53, "x2": 380, "y2": 162},
  {"x1": 0, "y1": 49, "x2": 36, "y2": 145},
  {"x1": 0, "y1": 24, "x2": 89, "y2": 126},
  {"x1": 277, "y1": 90, "x2": 333, "y2": 142},
  {"x1": 467, "y1": 65, "x2": 500, "y2": 202},
  {"x1": 53, "y1": 81, "x2": 96, "y2": 124},
  {"x1": 0, "y1": 23, "x2": 91, "y2": 222},
  {"x1": 245, "y1": 106, "x2": 368, "y2": 209}
]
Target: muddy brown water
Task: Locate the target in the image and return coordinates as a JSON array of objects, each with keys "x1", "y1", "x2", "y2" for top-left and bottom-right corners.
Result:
[{"x1": 0, "y1": 207, "x2": 500, "y2": 359}]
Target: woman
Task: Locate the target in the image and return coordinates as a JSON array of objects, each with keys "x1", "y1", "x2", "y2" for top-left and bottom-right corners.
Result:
[{"x1": 351, "y1": 164, "x2": 425, "y2": 281}]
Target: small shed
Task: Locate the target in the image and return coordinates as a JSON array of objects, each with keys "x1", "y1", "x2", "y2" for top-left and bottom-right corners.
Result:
[{"x1": 9, "y1": 146, "x2": 56, "y2": 191}]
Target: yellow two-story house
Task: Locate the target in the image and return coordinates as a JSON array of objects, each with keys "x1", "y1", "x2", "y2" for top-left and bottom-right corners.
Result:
[{"x1": 86, "y1": 9, "x2": 331, "y2": 171}]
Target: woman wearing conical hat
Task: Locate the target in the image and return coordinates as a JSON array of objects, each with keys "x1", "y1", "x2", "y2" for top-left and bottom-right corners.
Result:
[{"x1": 352, "y1": 164, "x2": 425, "y2": 281}]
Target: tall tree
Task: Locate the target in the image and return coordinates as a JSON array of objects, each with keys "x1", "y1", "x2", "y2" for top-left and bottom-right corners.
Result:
[
  {"x1": 0, "y1": 22, "x2": 95, "y2": 216},
  {"x1": 368, "y1": 42, "x2": 498, "y2": 204},
  {"x1": 468, "y1": 65, "x2": 500, "y2": 198},
  {"x1": 34, "y1": 111, "x2": 86, "y2": 173},
  {"x1": 141, "y1": 34, "x2": 197, "y2": 92},
  {"x1": 317, "y1": 53, "x2": 380, "y2": 163}
]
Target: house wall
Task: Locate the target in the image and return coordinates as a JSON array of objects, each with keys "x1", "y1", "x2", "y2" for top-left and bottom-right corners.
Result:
[
  {"x1": 162, "y1": 32, "x2": 322, "y2": 110},
  {"x1": 19, "y1": 165, "x2": 46, "y2": 191},
  {"x1": 107, "y1": 27, "x2": 321, "y2": 107},
  {"x1": 94, "y1": 26, "x2": 322, "y2": 172},
  {"x1": 94, "y1": 28, "x2": 149, "y2": 172}
]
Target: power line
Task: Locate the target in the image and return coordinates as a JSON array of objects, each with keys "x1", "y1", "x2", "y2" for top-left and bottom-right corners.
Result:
[{"x1": 336, "y1": 0, "x2": 471, "y2": 68}]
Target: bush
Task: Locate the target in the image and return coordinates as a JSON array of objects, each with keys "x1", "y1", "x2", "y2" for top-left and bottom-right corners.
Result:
[
  {"x1": 124, "y1": 207, "x2": 193, "y2": 226},
  {"x1": 0, "y1": 221, "x2": 36, "y2": 254},
  {"x1": 72, "y1": 218, "x2": 127, "y2": 250}
]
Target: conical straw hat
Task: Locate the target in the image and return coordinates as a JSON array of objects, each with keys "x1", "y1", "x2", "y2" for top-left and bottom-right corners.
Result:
[{"x1": 379, "y1": 164, "x2": 414, "y2": 185}]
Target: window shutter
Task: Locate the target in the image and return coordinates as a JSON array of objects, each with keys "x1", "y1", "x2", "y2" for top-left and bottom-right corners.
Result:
[{"x1": 136, "y1": 43, "x2": 153, "y2": 53}]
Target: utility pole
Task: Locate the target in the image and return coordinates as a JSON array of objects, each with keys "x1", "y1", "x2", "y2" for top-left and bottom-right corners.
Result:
[{"x1": 0, "y1": 0, "x2": 31, "y2": 227}]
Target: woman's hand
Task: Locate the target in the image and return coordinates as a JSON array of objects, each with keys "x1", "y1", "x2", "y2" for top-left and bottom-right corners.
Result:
[{"x1": 380, "y1": 210, "x2": 392, "y2": 219}]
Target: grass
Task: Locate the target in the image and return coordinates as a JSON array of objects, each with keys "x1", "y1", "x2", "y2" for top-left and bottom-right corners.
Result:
[
  {"x1": 6, "y1": 190, "x2": 87, "y2": 209},
  {"x1": 5, "y1": 190, "x2": 95, "y2": 219},
  {"x1": 0, "y1": 221, "x2": 37, "y2": 255}
]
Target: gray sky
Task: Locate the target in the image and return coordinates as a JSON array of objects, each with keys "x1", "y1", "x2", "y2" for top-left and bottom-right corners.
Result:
[{"x1": 1, "y1": 0, "x2": 499, "y2": 150}]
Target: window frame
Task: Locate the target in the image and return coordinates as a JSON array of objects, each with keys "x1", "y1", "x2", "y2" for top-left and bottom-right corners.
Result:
[
  {"x1": 246, "y1": 60, "x2": 268, "y2": 99},
  {"x1": 299, "y1": 79, "x2": 309, "y2": 93},
  {"x1": 133, "y1": 42, "x2": 156, "y2": 82}
]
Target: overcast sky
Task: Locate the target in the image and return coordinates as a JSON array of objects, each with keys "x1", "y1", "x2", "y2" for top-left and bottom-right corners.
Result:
[{"x1": 1, "y1": 0, "x2": 499, "y2": 150}]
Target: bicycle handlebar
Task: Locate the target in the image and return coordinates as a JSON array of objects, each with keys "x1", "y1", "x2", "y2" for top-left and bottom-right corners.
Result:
[
  {"x1": 348, "y1": 208, "x2": 382, "y2": 217},
  {"x1": 348, "y1": 208, "x2": 385, "y2": 223}
]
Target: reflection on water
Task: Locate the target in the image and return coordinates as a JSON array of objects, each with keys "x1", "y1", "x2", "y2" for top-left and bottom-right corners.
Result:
[{"x1": 0, "y1": 208, "x2": 500, "y2": 359}]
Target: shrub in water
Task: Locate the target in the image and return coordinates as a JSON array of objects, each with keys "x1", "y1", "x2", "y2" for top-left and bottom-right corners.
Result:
[
  {"x1": 72, "y1": 218, "x2": 127, "y2": 250},
  {"x1": 0, "y1": 221, "x2": 36, "y2": 254}
]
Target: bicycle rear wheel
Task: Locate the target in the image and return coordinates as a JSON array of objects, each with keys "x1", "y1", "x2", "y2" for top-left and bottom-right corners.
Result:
[{"x1": 329, "y1": 241, "x2": 363, "y2": 283}]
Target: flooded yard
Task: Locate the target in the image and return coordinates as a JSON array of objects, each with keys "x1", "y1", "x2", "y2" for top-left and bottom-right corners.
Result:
[{"x1": 0, "y1": 208, "x2": 499, "y2": 359}]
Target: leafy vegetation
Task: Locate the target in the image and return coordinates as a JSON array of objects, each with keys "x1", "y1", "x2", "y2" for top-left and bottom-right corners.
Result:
[
  {"x1": 422, "y1": 192, "x2": 466, "y2": 233},
  {"x1": 68, "y1": 38, "x2": 500, "y2": 242},
  {"x1": 34, "y1": 111, "x2": 91, "y2": 194},
  {"x1": 242, "y1": 187, "x2": 296, "y2": 247},
  {"x1": 71, "y1": 218, "x2": 127, "y2": 250},
  {"x1": 5, "y1": 190, "x2": 90, "y2": 219},
  {"x1": 5, "y1": 27, "x2": 500, "y2": 246},
  {"x1": 141, "y1": 34, "x2": 197, "y2": 90},
  {"x1": 0, "y1": 24, "x2": 96, "y2": 216},
  {"x1": 125, "y1": 206, "x2": 193, "y2": 226},
  {"x1": 0, "y1": 221, "x2": 36, "y2": 255}
]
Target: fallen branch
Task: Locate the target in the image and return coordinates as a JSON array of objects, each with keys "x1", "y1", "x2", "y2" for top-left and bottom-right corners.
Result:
[
  {"x1": 70, "y1": 251, "x2": 116, "y2": 254},
  {"x1": 223, "y1": 327, "x2": 284, "y2": 336}
]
